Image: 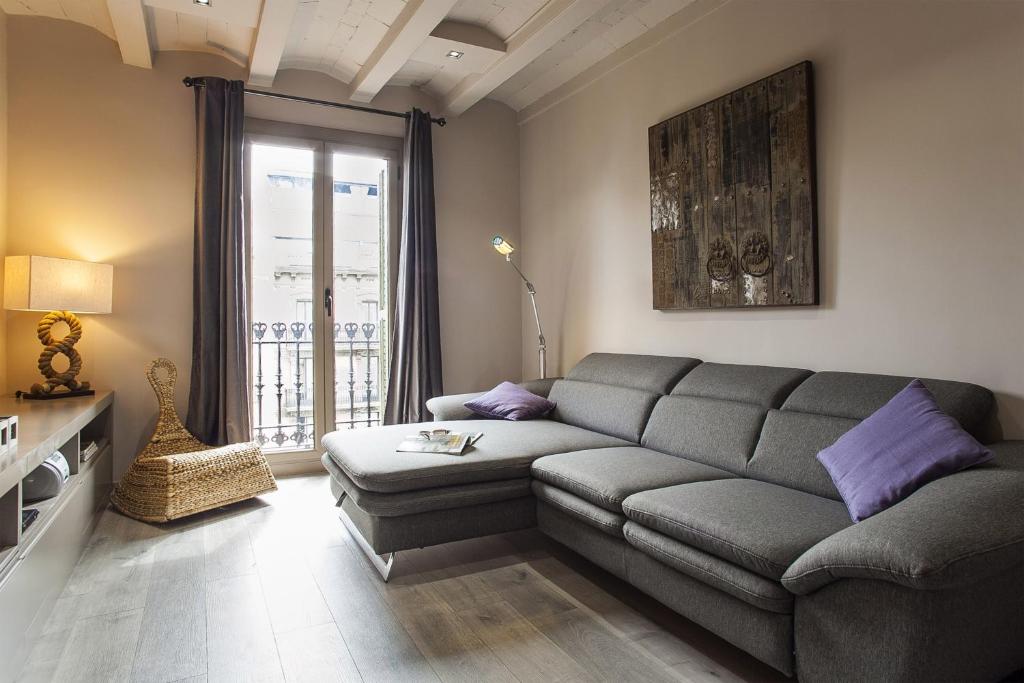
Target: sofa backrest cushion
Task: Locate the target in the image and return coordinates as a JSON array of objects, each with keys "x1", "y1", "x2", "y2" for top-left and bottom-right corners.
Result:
[
  {"x1": 547, "y1": 380, "x2": 660, "y2": 443},
  {"x1": 671, "y1": 362, "x2": 813, "y2": 408},
  {"x1": 779, "y1": 372, "x2": 995, "y2": 440},
  {"x1": 641, "y1": 363, "x2": 812, "y2": 472},
  {"x1": 548, "y1": 353, "x2": 700, "y2": 442},
  {"x1": 746, "y1": 372, "x2": 995, "y2": 499},
  {"x1": 564, "y1": 353, "x2": 702, "y2": 393},
  {"x1": 747, "y1": 411, "x2": 858, "y2": 500}
]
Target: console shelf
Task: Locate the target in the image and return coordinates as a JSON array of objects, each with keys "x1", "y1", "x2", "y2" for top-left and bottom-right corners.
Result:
[{"x1": 0, "y1": 392, "x2": 114, "y2": 683}]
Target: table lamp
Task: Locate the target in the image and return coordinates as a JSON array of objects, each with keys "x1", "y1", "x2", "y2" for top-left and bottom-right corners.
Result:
[
  {"x1": 3, "y1": 256, "x2": 113, "y2": 399},
  {"x1": 492, "y1": 235, "x2": 546, "y2": 379}
]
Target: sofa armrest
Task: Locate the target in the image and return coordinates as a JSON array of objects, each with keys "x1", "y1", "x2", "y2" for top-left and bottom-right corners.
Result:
[
  {"x1": 783, "y1": 441, "x2": 1024, "y2": 594},
  {"x1": 519, "y1": 377, "x2": 559, "y2": 398},
  {"x1": 424, "y1": 378, "x2": 562, "y2": 420},
  {"x1": 424, "y1": 392, "x2": 485, "y2": 421}
]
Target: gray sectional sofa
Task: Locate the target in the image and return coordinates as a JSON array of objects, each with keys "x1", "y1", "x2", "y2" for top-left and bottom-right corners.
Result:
[{"x1": 321, "y1": 353, "x2": 1024, "y2": 682}]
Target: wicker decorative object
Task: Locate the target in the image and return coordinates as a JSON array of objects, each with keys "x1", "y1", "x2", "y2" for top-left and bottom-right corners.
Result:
[
  {"x1": 31, "y1": 310, "x2": 91, "y2": 396},
  {"x1": 111, "y1": 358, "x2": 277, "y2": 523}
]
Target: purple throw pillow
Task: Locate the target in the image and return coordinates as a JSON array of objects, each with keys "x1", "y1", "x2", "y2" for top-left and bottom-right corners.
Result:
[
  {"x1": 817, "y1": 379, "x2": 993, "y2": 522},
  {"x1": 464, "y1": 382, "x2": 555, "y2": 421}
]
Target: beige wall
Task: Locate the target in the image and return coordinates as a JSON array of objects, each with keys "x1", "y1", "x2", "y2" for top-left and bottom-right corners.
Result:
[
  {"x1": 519, "y1": 0, "x2": 1024, "y2": 438},
  {"x1": 0, "y1": 10, "x2": 7, "y2": 394},
  {"x1": 433, "y1": 99, "x2": 521, "y2": 392},
  {"x1": 6, "y1": 17, "x2": 521, "y2": 474}
]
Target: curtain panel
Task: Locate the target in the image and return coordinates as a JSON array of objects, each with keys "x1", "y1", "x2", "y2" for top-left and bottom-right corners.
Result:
[
  {"x1": 384, "y1": 108, "x2": 444, "y2": 424},
  {"x1": 186, "y1": 77, "x2": 251, "y2": 445}
]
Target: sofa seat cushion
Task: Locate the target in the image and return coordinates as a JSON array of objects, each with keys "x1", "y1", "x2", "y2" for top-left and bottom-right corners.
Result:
[
  {"x1": 622, "y1": 479, "x2": 852, "y2": 580},
  {"x1": 322, "y1": 453, "x2": 532, "y2": 517},
  {"x1": 533, "y1": 481, "x2": 627, "y2": 537},
  {"x1": 322, "y1": 420, "x2": 630, "y2": 494},
  {"x1": 623, "y1": 521, "x2": 794, "y2": 614},
  {"x1": 531, "y1": 447, "x2": 735, "y2": 513}
]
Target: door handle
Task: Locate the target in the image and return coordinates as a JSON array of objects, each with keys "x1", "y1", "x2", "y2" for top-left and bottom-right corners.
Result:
[{"x1": 324, "y1": 288, "x2": 333, "y2": 318}]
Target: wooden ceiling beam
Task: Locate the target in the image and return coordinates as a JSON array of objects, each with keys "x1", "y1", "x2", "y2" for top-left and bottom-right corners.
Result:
[
  {"x1": 442, "y1": 0, "x2": 612, "y2": 116},
  {"x1": 348, "y1": 0, "x2": 459, "y2": 103},
  {"x1": 106, "y1": 0, "x2": 153, "y2": 69},
  {"x1": 248, "y1": 0, "x2": 301, "y2": 87}
]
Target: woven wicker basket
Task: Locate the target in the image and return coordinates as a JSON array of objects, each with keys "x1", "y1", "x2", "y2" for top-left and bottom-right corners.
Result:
[{"x1": 111, "y1": 358, "x2": 277, "y2": 523}]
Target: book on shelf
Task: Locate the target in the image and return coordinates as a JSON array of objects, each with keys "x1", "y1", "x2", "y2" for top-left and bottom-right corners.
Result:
[
  {"x1": 80, "y1": 436, "x2": 109, "y2": 463},
  {"x1": 396, "y1": 432, "x2": 483, "y2": 455},
  {"x1": 21, "y1": 509, "x2": 39, "y2": 533}
]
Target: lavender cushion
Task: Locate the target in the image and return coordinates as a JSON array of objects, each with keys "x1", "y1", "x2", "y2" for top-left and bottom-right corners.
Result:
[
  {"x1": 817, "y1": 379, "x2": 993, "y2": 522},
  {"x1": 464, "y1": 382, "x2": 555, "y2": 421}
]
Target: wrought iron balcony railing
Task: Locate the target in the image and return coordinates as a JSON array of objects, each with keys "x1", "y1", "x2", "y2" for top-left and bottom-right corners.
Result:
[{"x1": 252, "y1": 320, "x2": 382, "y2": 450}]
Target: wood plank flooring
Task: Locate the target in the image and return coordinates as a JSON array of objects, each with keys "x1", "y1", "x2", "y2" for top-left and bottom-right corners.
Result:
[{"x1": 15, "y1": 475, "x2": 788, "y2": 683}]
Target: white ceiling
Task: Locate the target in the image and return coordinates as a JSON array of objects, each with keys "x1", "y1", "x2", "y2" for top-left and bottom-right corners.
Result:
[
  {"x1": 0, "y1": 0, "x2": 694, "y2": 116},
  {"x1": 280, "y1": 0, "x2": 409, "y2": 84}
]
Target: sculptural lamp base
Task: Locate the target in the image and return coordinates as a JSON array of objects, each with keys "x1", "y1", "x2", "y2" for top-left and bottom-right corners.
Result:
[{"x1": 18, "y1": 310, "x2": 95, "y2": 401}]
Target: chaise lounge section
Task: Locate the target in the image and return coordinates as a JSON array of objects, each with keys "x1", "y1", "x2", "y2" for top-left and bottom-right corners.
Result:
[
  {"x1": 321, "y1": 353, "x2": 1024, "y2": 681},
  {"x1": 320, "y1": 356, "x2": 696, "y2": 567}
]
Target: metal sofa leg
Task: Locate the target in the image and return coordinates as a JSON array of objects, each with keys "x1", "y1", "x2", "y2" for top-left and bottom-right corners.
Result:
[{"x1": 336, "y1": 494, "x2": 398, "y2": 582}]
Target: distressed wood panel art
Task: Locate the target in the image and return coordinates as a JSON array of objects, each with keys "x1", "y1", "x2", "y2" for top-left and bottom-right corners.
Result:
[{"x1": 650, "y1": 61, "x2": 818, "y2": 309}]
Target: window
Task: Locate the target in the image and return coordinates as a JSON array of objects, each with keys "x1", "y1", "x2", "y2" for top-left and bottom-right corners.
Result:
[
  {"x1": 362, "y1": 298, "x2": 379, "y2": 325},
  {"x1": 246, "y1": 120, "x2": 401, "y2": 454},
  {"x1": 295, "y1": 298, "x2": 313, "y2": 323}
]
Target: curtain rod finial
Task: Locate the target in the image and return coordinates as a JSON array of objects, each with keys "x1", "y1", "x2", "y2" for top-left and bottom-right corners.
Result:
[
  {"x1": 436, "y1": 118, "x2": 447, "y2": 127},
  {"x1": 183, "y1": 76, "x2": 194, "y2": 87}
]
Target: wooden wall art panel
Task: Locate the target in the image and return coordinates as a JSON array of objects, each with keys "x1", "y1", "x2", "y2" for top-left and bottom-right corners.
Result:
[{"x1": 650, "y1": 61, "x2": 818, "y2": 309}]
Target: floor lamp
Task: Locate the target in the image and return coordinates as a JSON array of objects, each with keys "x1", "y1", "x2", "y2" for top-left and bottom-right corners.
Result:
[{"x1": 492, "y1": 236, "x2": 546, "y2": 379}]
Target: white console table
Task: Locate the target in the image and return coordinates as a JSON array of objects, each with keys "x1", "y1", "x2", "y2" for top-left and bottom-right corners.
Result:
[{"x1": 0, "y1": 392, "x2": 114, "y2": 681}]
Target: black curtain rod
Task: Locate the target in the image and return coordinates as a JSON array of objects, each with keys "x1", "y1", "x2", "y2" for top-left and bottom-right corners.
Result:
[{"x1": 183, "y1": 76, "x2": 446, "y2": 127}]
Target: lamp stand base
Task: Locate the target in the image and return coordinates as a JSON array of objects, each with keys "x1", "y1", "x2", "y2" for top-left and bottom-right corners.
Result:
[
  {"x1": 26, "y1": 310, "x2": 93, "y2": 399},
  {"x1": 17, "y1": 388, "x2": 96, "y2": 400}
]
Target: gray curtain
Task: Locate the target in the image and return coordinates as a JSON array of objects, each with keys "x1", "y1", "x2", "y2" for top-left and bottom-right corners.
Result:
[
  {"x1": 185, "y1": 77, "x2": 251, "y2": 445},
  {"x1": 384, "y1": 108, "x2": 443, "y2": 424}
]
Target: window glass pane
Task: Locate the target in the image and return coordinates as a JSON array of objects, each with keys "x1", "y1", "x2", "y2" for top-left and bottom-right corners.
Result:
[
  {"x1": 331, "y1": 152, "x2": 388, "y2": 430},
  {"x1": 250, "y1": 143, "x2": 316, "y2": 450}
]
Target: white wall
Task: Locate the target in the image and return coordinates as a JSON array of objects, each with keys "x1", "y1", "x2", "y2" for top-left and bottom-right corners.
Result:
[
  {"x1": 519, "y1": 0, "x2": 1024, "y2": 438},
  {"x1": 6, "y1": 17, "x2": 522, "y2": 474}
]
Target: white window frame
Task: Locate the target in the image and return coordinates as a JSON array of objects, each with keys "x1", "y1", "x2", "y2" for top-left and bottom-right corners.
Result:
[{"x1": 244, "y1": 118, "x2": 402, "y2": 470}]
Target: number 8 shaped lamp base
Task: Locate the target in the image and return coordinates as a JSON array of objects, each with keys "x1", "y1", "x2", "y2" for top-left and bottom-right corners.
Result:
[{"x1": 3, "y1": 256, "x2": 113, "y2": 400}]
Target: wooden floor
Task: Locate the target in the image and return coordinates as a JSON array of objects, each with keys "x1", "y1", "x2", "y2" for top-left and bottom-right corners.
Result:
[{"x1": 16, "y1": 475, "x2": 788, "y2": 683}]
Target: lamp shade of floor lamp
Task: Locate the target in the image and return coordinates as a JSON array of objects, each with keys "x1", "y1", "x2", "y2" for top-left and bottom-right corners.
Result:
[
  {"x1": 492, "y1": 236, "x2": 546, "y2": 379},
  {"x1": 3, "y1": 256, "x2": 113, "y2": 399}
]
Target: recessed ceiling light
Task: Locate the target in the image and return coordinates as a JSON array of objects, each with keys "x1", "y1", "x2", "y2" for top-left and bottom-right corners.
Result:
[
  {"x1": 446, "y1": 50, "x2": 464, "y2": 60},
  {"x1": 194, "y1": 0, "x2": 211, "y2": 6}
]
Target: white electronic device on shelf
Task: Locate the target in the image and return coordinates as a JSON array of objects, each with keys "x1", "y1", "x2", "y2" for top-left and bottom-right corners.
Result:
[{"x1": 22, "y1": 451, "x2": 71, "y2": 503}]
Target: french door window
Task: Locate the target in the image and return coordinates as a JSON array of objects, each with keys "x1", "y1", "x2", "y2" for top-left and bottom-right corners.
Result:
[{"x1": 246, "y1": 121, "x2": 400, "y2": 454}]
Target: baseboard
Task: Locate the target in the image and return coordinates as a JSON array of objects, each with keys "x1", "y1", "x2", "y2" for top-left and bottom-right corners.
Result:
[{"x1": 269, "y1": 457, "x2": 327, "y2": 477}]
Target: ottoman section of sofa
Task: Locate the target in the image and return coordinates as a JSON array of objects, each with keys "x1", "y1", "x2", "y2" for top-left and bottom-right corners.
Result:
[
  {"x1": 322, "y1": 419, "x2": 632, "y2": 494},
  {"x1": 321, "y1": 418, "x2": 632, "y2": 557},
  {"x1": 323, "y1": 453, "x2": 532, "y2": 517}
]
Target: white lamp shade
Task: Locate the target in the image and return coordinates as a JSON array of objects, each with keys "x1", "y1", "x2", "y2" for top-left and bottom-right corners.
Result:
[{"x1": 4, "y1": 256, "x2": 113, "y2": 314}]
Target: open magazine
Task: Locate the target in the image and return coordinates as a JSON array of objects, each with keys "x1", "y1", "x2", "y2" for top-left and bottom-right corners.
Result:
[{"x1": 396, "y1": 431, "x2": 483, "y2": 455}]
